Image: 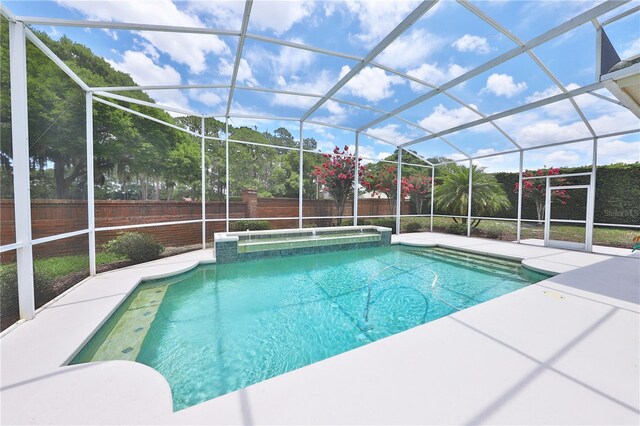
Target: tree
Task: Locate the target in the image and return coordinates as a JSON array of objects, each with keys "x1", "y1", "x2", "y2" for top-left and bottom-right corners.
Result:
[
  {"x1": 406, "y1": 174, "x2": 432, "y2": 214},
  {"x1": 434, "y1": 163, "x2": 510, "y2": 228},
  {"x1": 361, "y1": 164, "x2": 412, "y2": 215},
  {"x1": 175, "y1": 116, "x2": 226, "y2": 199},
  {"x1": 312, "y1": 146, "x2": 365, "y2": 225},
  {"x1": 514, "y1": 166, "x2": 571, "y2": 223}
]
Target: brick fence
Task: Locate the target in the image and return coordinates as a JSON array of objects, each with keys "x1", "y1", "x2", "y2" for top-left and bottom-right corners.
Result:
[{"x1": 1, "y1": 192, "x2": 411, "y2": 261}]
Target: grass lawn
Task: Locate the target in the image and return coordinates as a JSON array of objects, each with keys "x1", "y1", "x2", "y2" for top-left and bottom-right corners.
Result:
[
  {"x1": 0, "y1": 251, "x2": 125, "y2": 277},
  {"x1": 400, "y1": 216, "x2": 637, "y2": 249}
]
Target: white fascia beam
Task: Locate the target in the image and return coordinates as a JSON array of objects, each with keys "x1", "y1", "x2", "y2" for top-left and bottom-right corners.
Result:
[
  {"x1": 301, "y1": 1, "x2": 439, "y2": 121},
  {"x1": 226, "y1": 0, "x2": 253, "y2": 118},
  {"x1": 401, "y1": 81, "x2": 604, "y2": 147},
  {"x1": 14, "y1": 15, "x2": 241, "y2": 37},
  {"x1": 24, "y1": 27, "x2": 90, "y2": 91},
  {"x1": 601, "y1": 5, "x2": 640, "y2": 26},
  {"x1": 458, "y1": 0, "x2": 596, "y2": 138},
  {"x1": 359, "y1": 0, "x2": 627, "y2": 132},
  {"x1": 587, "y1": 91, "x2": 622, "y2": 105},
  {"x1": 94, "y1": 91, "x2": 196, "y2": 116},
  {"x1": 603, "y1": 81, "x2": 640, "y2": 118}
]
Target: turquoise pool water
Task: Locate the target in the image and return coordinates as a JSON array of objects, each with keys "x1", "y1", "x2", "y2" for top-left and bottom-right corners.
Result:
[{"x1": 72, "y1": 246, "x2": 550, "y2": 410}]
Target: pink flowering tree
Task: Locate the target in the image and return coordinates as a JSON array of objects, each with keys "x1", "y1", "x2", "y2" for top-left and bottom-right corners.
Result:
[
  {"x1": 362, "y1": 165, "x2": 413, "y2": 215},
  {"x1": 312, "y1": 146, "x2": 365, "y2": 225},
  {"x1": 514, "y1": 166, "x2": 571, "y2": 223},
  {"x1": 406, "y1": 174, "x2": 432, "y2": 214}
]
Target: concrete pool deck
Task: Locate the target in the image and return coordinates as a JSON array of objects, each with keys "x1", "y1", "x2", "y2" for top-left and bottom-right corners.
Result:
[{"x1": 1, "y1": 232, "x2": 638, "y2": 425}]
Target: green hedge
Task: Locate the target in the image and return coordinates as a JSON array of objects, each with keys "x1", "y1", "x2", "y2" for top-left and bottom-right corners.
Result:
[
  {"x1": 490, "y1": 163, "x2": 639, "y2": 225},
  {"x1": 229, "y1": 220, "x2": 272, "y2": 232}
]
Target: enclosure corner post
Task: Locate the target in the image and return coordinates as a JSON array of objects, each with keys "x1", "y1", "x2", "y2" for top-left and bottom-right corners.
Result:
[
  {"x1": 201, "y1": 116, "x2": 206, "y2": 249},
  {"x1": 353, "y1": 131, "x2": 360, "y2": 226},
  {"x1": 396, "y1": 148, "x2": 403, "y2": 235},
  {"x1": 430, "y1": 165, "x2": 435, "y2": 232},
  {"x1": 467, "y1": 159, "x2": 473, "y2": 237},
  {"x1": 225, "y1": 118, "x2": 230, "y2": 233},
  {"x1": 543, "y1": 176, "x2": 551, "y2": 244},
  {"x1": 86, "y1": 92, "x2": 96, "y2": 276},
  {"x1": 516, "y1": 150, "x2": 523, "y2": 243},
  {"x1": 298, "y1": 121, "x2": 303, "y2": 229},
  {"x1": 585, "y1": 137, "x2": 597, "y2": 252},
  {"x1": 9, "y1": 20, "x2": 35, "y2": 320}
]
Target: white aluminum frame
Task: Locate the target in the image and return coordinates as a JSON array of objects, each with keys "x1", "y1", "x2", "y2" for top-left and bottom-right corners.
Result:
[{"x1": 2, "y1": 0, "x2": 639, "y2": 326}]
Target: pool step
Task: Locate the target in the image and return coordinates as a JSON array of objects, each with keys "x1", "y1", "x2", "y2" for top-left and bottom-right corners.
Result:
[
  {"x1": 238, "y1": 233, "x2": 381, "y2": 253},
  {"x1": 89, "y1": 284, "x2": 168, "y2": 362},
  {"x1": 408, "y1": 248, "x2": 523, "y2": 279}
]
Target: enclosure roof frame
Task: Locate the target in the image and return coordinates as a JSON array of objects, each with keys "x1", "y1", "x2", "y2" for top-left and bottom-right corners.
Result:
[{"x1": 1, "y1": 0, "x2": 638, "y2": 165}]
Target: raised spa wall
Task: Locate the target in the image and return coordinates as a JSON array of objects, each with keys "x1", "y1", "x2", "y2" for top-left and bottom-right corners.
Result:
[{"x1": 214, "y1": 226, "x2": 392, "y2": 263}]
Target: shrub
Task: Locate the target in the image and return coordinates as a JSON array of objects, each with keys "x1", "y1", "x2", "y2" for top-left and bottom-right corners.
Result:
[
  {"x1": 403, "y1": 221, "x2": 422, "y2": 233},
  {"x1": 485, "y1": 227, "x2": 503, "y2": 239},
  {"x1": 0, "y1": 265, "x2": 19, "y2": 329},
  {"x1": 446, "y1": 222, "x2": 467, "y2": 235},
  {"x1": 104, "y1": 232, "x2": 164, "y2": 263},
  {"x1": 1, "y1": 263, "x2": 65, "y2": 329},
  {"x1": 230, "y1": 220, "x2": 272, "y2": 232}
]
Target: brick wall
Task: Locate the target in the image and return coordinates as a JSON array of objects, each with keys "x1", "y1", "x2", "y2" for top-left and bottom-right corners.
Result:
[{"x1": 0, "y1": 196, "x2": 411, "y2": 261}]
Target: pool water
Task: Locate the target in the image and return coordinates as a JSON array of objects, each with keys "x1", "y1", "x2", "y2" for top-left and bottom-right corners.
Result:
[{"x1": 72, "y1": 246, "x2": 550, "y2": 410}]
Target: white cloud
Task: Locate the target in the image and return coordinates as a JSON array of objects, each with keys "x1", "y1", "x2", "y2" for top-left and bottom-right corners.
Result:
[
  {"x1": 251, "y1": 1, "x2": 314, "y2": 34},
  {"x1": 312, "y1": 100, "x2": 350, "y2": 126},
  {"x1": 543, "y1": 149, "x2": 582, "y2": 164},
  {"x1": 339, "y1": 66, "x2": 405, "y2": 102},
  {"x1": 190, "y1": 0, "x2": 313, "y2": 35},
  {"x1": 377, "y1": 29, "x2": 445, "y2": 69},
  {"x1": 621, "y1": 38, "x2": 640, "y2": 59},
  {"x1": 325, "y1": 100, "x2": 346, "y2": 116},
  {"x1": 345, "y1": 0, "x2": 422, "y2": 48},
  {"x1": 271, "y1": 70, "x2": 337, "y2": 109},
  {"x1": 135, "y1": 40, "x2": 160, "y2": 61},
  {"x1": 218, "y1": 58, "x2": 258, "y2": 86},
  {"x1": 107, "y1": 51, "x2": 181, "y2": 87},
  {"x1": 191, "y1": 90, "x2": 225, "y2": 107},
  {"x1": 187, "y1": 0, "x2": 243, "y2": 29},
  {"x1": 274, "y1": 42, "x2": 314, "y2": 75},
  {"x1": 586, "y1": 109, "x2": 640, "y2": 135},
  {"x1": 347, "y1": 144, "x2": 393, "y2": 164},
  {"x1": 597, "y1": 138, "x2": 640, "y2": 164},
  {"x1": 106, "y1": 51, "x2": 191, "y2": 112},
  {"x1": 407, "y1": 63, "x2": 468, "y2": 90},
  {"x1": 499, "y1": 116, "x2": 592, "y2": 146},
  {"x1": 452, "y1": 34, "x2": 492, "y2": 54},
  {"x1": 482, "y1": 73, "x2": 527, "y2": 97},
  {"x1": 59, "y1": 0, "x2": 230, "y2": 74},
  {"x1": 418, "y1": 104, "x2": 484, "y2": 133},
  {"x1": 366, "y1": 124, "x2": 412, "y2": 144},
  {"x1": 244, "y1": 42, "x2": 314, "y2": 86}
]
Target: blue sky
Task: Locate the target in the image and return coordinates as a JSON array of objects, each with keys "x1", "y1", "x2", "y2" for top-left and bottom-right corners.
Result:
[{"x1": 5, "y1": 0, "x2": 640, "y2": 170}]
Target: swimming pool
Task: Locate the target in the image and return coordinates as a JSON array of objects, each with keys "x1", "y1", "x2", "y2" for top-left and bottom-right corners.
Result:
[{"x1": 72, "y1": 245, "x2": 550, "y2": 410}]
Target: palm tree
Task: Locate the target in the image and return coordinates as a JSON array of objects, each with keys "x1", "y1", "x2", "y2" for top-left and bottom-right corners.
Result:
[{"x1": 434, "y1": 163, "x2": 511, "y2": 227}]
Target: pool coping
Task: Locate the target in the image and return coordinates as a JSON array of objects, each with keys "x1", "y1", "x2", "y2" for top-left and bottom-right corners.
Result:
[{"x1": 1, "y1": 232, "x2": 638, "y2": 424}]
